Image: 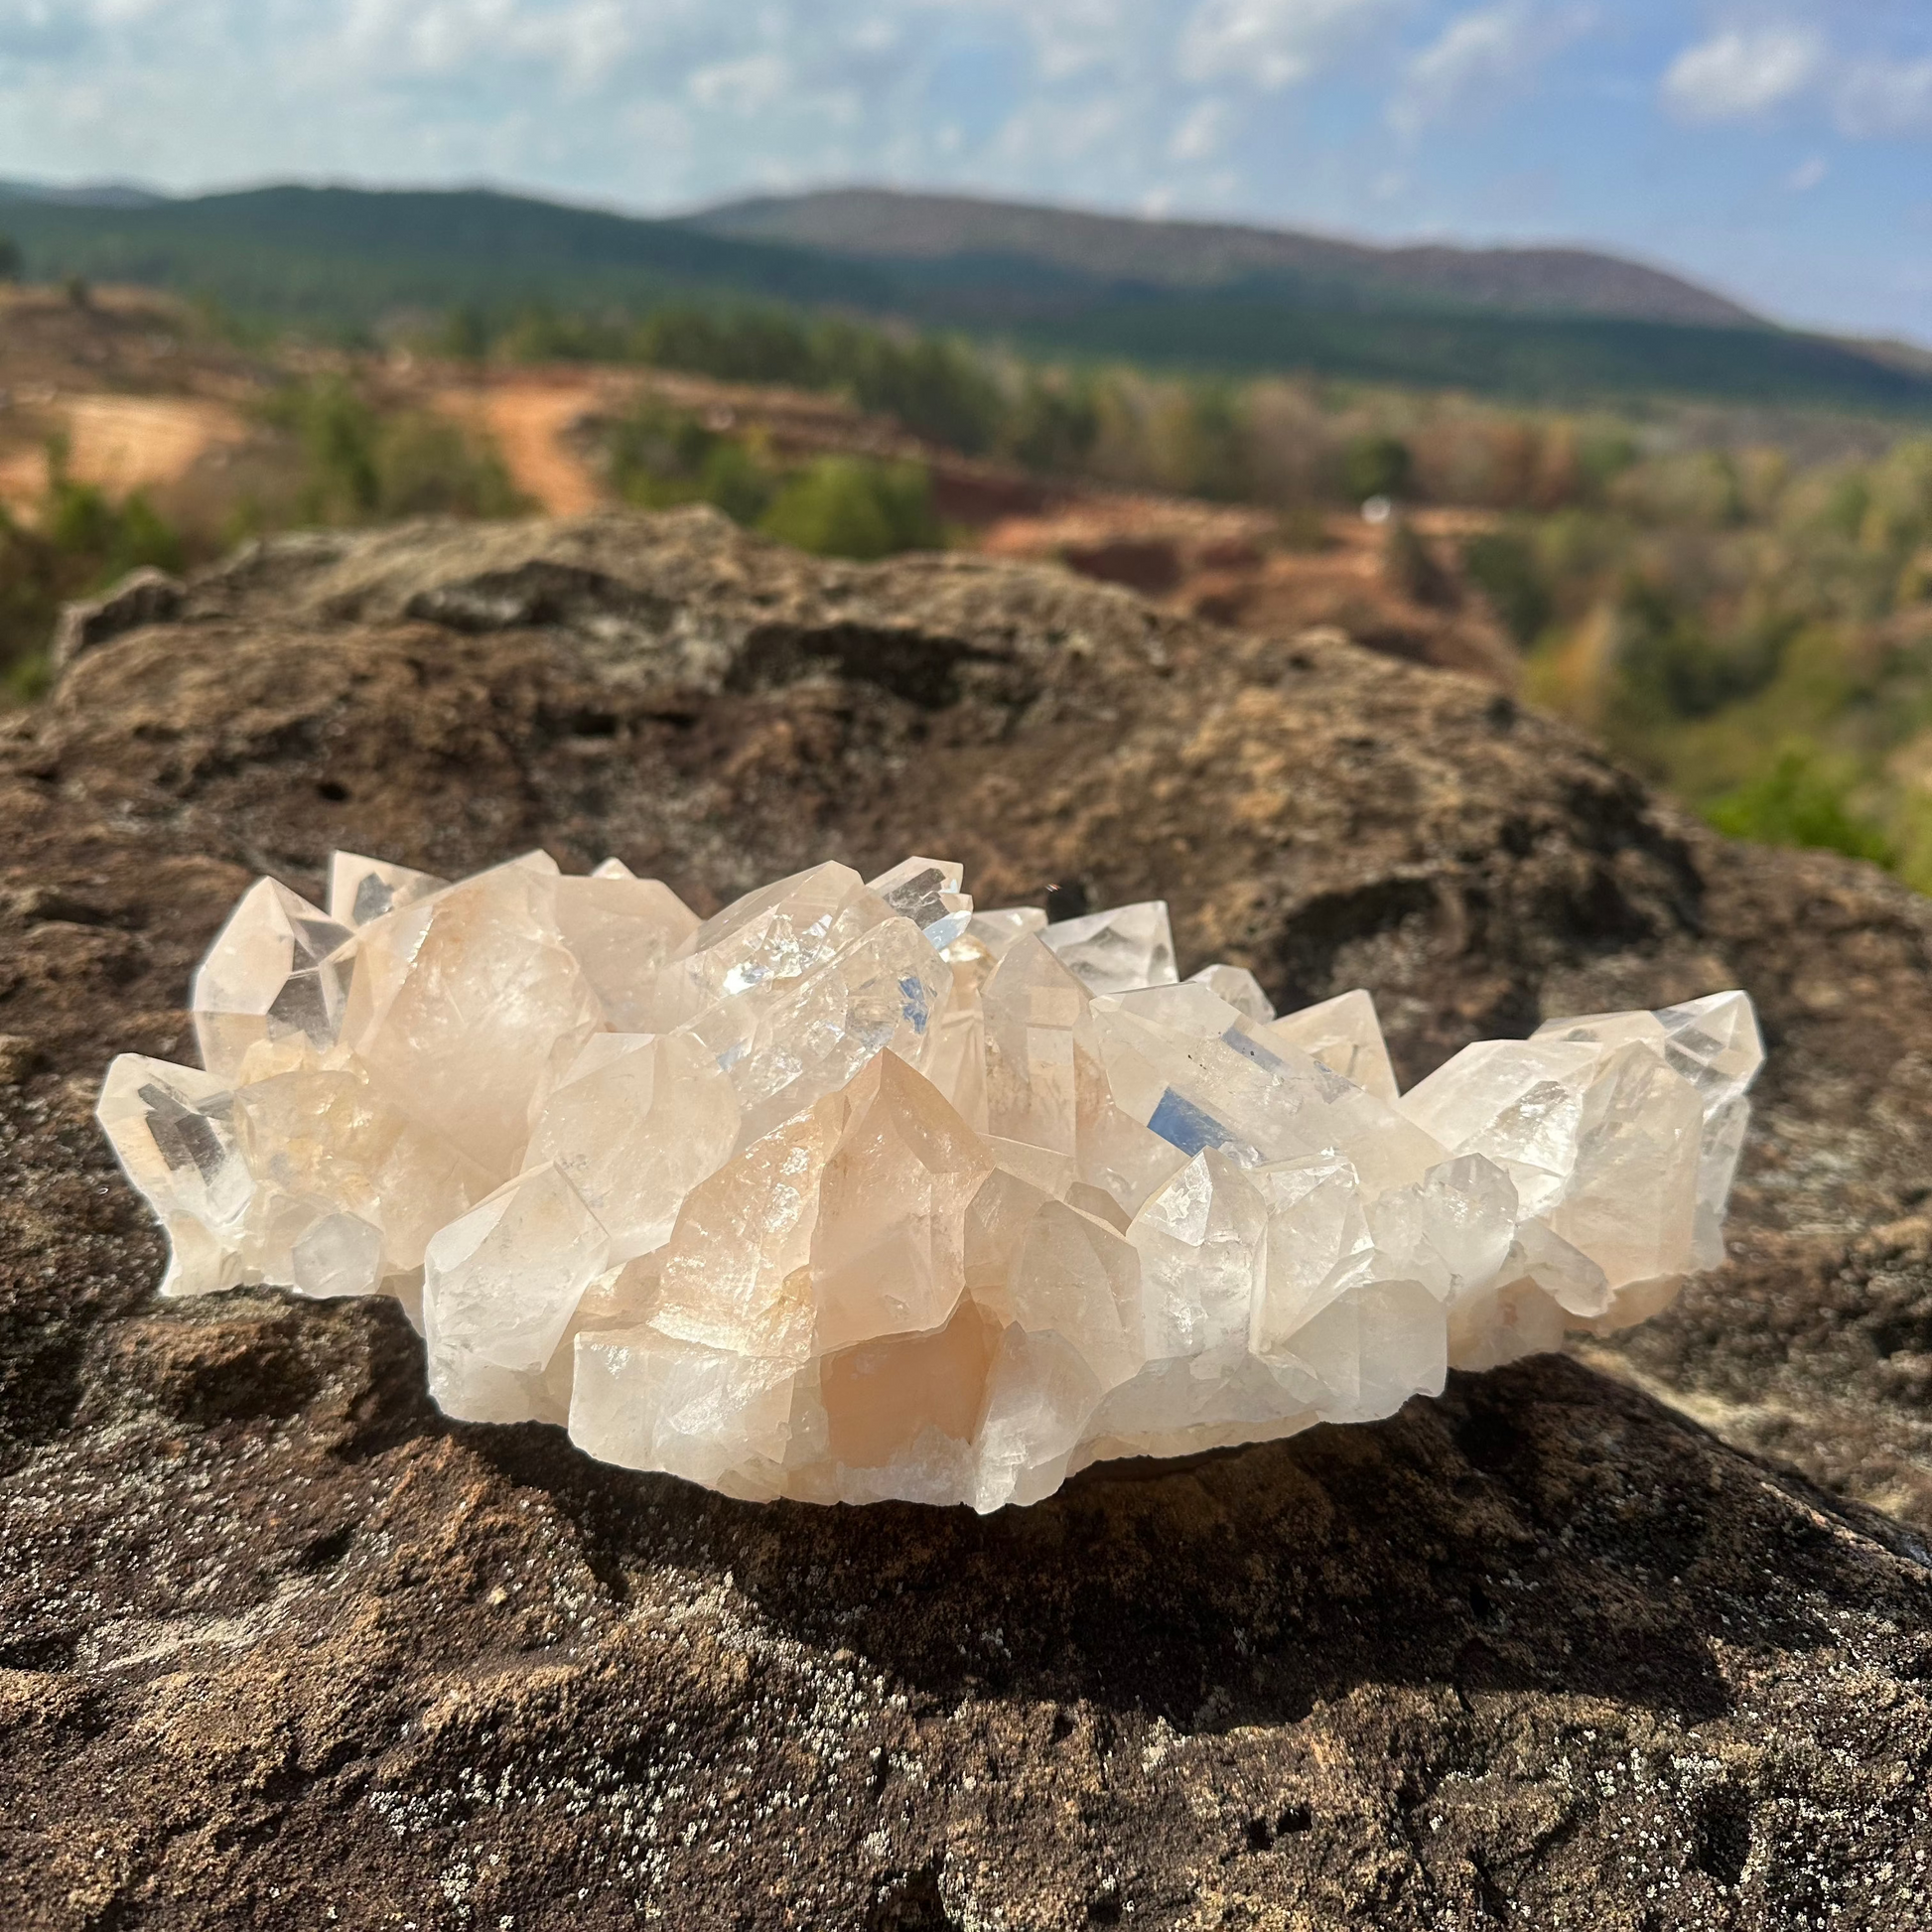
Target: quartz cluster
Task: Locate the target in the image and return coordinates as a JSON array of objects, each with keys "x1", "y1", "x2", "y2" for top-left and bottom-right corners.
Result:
[{"x1": 99, "y1": 850, "x2": 1762, "y2": 1510}]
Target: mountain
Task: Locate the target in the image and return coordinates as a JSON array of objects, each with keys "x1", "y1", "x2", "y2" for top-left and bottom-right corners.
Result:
[
  {"x1": 692, "y1": 187, "x2": 1758, "y2": 330},
  {"x1": 0, "y1": 184, "x2": 884, "y2": 316},
  {"x1": 0, "y1": 179, "x2": 170, "y2": 209},
  {"x1": 0, "y1": 182, "x2": 1925, "y2": 417}
]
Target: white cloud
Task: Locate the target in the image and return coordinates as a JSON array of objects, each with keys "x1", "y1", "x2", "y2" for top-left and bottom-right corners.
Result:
[
  {"x1": 1169, "y1": 94, "x2": 1232, "y2": 160},
  {"x1": 1786, "y1": 152, "x2": 1826, "y2": 191},
  {"x1": 1178, "y1": 0, "x2": 1400, "y2": 92},
  {"x1": 687, "y1": 54, "x2": 794, "y2": 116},
  {"x1": 1661, "y1": 25, "x2": 1824, "y2": 122},
  {"x1": 1833, "y1": 57, "x2": 1932, "y2": 139},
  {"x1": 1660, "y1": 22, "x2": 1932, "y2": 141},
  {"x1": 1388, "y1": 0, "x2": 1590, "y2": 136}
]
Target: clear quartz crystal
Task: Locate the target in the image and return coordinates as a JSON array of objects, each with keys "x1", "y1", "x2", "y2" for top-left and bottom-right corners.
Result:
[
  {"x1": 1043, "y1": 900, "x2": 1178, "y2": 995},
  {"x1": 1269, "y1": 989, "x2": 1400, "y2": 1103},
  {"x1": 553, "y1": 860, "x2": 702, "y2": 1031},
  {"x1": 230, "y1": 1050, "x2": 493, "y2": 1288},
  {"x1": 1186, "y1": 963, "x2": 1276, "y2": 1023},
  {"x1": 192, "y1": 879, "x2": 353, "y2": 1080},
  {"x1": 327, "y1": 852, "x2": 448, "y2": 929},
  {"x1": 341, "y1": 852, "x2": 605, "y2": 1180},
  {"x1": 944, "y1": 906, "x2": 1047, "y2": 983},
  {"x1": 868, "y1": 856, "x2": 975, "y2": 950},
  {"x1": 97, "y1": 1054, "x2": 253, "y2": 1297},
  {"x1": 1092, "y1": 983, "x2": 1445, "y2": 1195},
  {"x1": 1534, "y1": 991, "x2": 1764, "y2": 1272},
  {"x1": 809, "y1": 1052, "x2": 992, "y2": 1352},
  {"x1": 423, "y1": 1162, "x2": 611, "y2": 1421},
  {"x1": 982, "y1": 934, "x2": 1094, "y2": 1157},
  {"x1": 99, "y1": 852, "x2": 1764, "y2": 1511},
  {"x1": 525, "y1": 1032, "x2": 739, "y2": 1262}
]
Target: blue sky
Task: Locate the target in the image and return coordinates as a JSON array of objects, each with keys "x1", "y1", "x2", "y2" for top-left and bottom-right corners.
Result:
[{"x1": 0, "y1": 1, "x2": 1927, "y2": 342}]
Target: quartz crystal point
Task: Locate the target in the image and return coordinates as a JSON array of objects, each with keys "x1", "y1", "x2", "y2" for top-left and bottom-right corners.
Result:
[
  {"x1": 1186, "y1": 963, "x2": 1276, "y2": 1023},
  {"x1": 869, "y1": 856, "x2": 974, "y2": 951},
  {"x1": 553, "y1": 860, "x2": 701, "y2": 1031},
  {"x1": 1043, "y1": 900, "x2": 1177, "y2": 995},
  {"x1": 339, "y1": 853, "x2": 605, "y2": 1178},
  {"x1": 192, "y1": 879, "x2": 352, "y2": 1080},
  {"x1": 97, "y1": 1055, "x2": 253, "y2": 1297},
  {"x1": 524, "y1": 1032, "x2": 739, "y2": 1262},
  {"x1": 328, "y1": 851, "x2": 448, "y2": 929},
  {"x1": 1532, "y1": 992, "x2": 1763, "y2": 1273},
  {"x1": 97, "y1": 853, "x2": 1764, "y2": 1510},
  {"x1": 1269, "y1": 988, "x2": 1401, "y2": 1104}
]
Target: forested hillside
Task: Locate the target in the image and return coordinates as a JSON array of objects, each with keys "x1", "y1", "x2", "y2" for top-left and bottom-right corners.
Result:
[{"x1": 3, "y1": 184, "x2": 1928, "y2": 416}]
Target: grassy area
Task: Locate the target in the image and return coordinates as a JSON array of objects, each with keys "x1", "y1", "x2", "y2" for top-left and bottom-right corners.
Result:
[{"x1": 604, "y1": 396, "x2": 940, "y2": 560}]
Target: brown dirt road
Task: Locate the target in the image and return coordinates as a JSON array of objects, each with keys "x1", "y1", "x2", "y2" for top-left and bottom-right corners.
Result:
[{"x1": 433, "y1": 376, "x2": 610, "y2": 515}]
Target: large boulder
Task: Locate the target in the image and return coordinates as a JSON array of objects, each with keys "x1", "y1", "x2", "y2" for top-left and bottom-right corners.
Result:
[{"x1": 3, "y1": 509, "x2": 1928, "y2": 1927}]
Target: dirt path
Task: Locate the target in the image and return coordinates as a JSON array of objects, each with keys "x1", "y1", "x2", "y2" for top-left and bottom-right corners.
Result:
[
  {"x1": 0, "y1": 392, "x2": 247, "y2": 519},
  {"x1": 434, "y1": 378, "x2": 609, "y2": 516}
]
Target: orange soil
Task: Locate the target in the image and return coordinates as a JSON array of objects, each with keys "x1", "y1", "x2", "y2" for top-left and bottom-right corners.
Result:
[
  {"x1": 433, "y1": 378, "x2": 609, "y2": 516},
  {"x1": 0, "y1": 393, "x2": 247, "y2": 520}
]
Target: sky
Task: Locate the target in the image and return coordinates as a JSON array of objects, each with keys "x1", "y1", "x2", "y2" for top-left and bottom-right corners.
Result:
[{"x1": 0, "y1": 1, "x2": 1928, "y2": 343}]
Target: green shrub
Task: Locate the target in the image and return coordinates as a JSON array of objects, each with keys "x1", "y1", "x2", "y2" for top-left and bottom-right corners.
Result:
[
  {"x1": 607, "y1": 398, "x2": 779, "y2": 524},
  {"x1": 262, "y1": 378, "x2": 525, "y2": 522},
  {"x1": 1610, "y1": 578, "x2": 1790, "y2": 724},
  {"x1": 0, "y1": 232, "x2": 20, "y2": 282},
  {"x1": 498, "y1": 305, "x2": 634, "y2": 363},
  {"x1": 1172, "y1": 387, "x2": 1254, "y2": 500},
  {"x1": 607, "y1": 399, "x2": 940, "y2": 556},
  {"x1": 1343, "y1": 434, "x2": 1413, "y2": 503},
  {"x1": 0, "y1": 455, "x2": 190, "y2": 704},
  {"x1": 1002, "y1": 376, "x2": 1101, "y2": 474},
  {"x1": 758, "y1": 458, "x2": 939, "y2": 561},
  {"x1": 607, "y1": 398, "x2": 725, "y2": 501},
  {"x1": 440, "y1": 303, "x2": 493, "y2": 361},
  {"x1": 42, "y1": 436, "x2": 185, "y2": 581},
  {"x1": 697, "y1": 440, "x2": 779, "y2": 526},
  {"x1": 633, "y1": 306, "x2": 821, "y2": 388},
  {"x1": 376, "y1": 413, "x2": 524, "y2": 518},
  {"x1": 828, "y1": 326, "x2": 1005, "y2": 455},
  {"x1": 1706, "y1": 747, "x2": 1892, "y2": 865},
  {"x1": 1461, "y1": 530, "x2": 1553, "y2": 645},
  {"x1": 262, "y1": 379, "x2": 380, "y2": 518}
]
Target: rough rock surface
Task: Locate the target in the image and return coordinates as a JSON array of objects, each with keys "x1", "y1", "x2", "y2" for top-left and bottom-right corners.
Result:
[{"x1": 3, "y1": 508, "x2": 1930, "y2": 1928}]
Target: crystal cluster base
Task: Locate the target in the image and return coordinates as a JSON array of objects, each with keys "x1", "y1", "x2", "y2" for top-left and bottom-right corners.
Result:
[{"x1": 99, "y1": 851, "x2": 1762, "y2": 1511}]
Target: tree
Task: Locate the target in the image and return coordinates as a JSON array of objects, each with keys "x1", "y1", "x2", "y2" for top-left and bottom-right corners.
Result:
[
  {"x1": 0, "y1": 233, "x2": 21, "y2": 282},
  {"x1": 1343, "y1": 433, "x2": 1414, "y2": 504}
]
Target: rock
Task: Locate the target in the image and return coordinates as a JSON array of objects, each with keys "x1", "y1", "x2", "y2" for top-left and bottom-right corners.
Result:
[
  {"x1": 0, "y1": 1033, "x2": 42, "y2": 1083},
  {"x1": 50, "y1": 564, "x2": 184, "y2": 671},
  {"x1": 2, "y1": 508, "x2": 1930, "y2": 1925}
]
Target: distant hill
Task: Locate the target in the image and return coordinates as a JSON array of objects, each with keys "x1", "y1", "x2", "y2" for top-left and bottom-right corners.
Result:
[
  {"x1": 0, "y1": 179, "x2": 168, "y2": 209},
  {"x1": 0, "y1": 182, "x2": 1926, "y2": 418},
  {"x1": 693, "y1": 187, "x2": 1758, "y2": 330},
  {"x1": 0, "y1": 184, "x2": 883, "y2": 318}
]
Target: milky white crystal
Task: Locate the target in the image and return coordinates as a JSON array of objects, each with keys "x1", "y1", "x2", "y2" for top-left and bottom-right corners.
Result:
[{"x1": 97, "y1": 849, "x2": 1763, "y2": 1510}]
